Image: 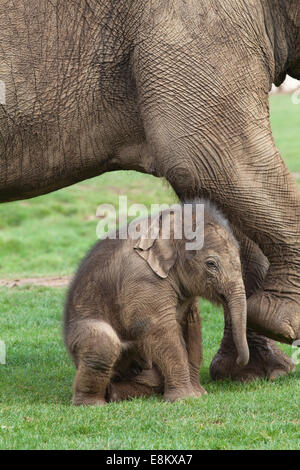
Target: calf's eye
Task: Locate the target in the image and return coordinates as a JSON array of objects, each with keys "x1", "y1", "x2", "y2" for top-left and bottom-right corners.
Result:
[{"x1": 205, "y1": 259, "x2": 219, "y2": 271}]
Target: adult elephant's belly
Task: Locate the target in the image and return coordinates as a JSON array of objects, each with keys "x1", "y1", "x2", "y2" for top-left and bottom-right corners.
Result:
[
  {"x1": 0, "y1": 0, "x2": 148, "y2": 203},
  {"x1": 0, "y1": 100, "x2": 146, "y2": 203}
]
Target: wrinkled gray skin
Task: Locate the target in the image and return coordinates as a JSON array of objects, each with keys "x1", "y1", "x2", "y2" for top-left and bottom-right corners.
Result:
[
  {"x1": 0, "y1": 1, "x2": 299, "y2": 381},
  {"x1": 65, "y1": 201, "x2": 249, "y2": 405}
]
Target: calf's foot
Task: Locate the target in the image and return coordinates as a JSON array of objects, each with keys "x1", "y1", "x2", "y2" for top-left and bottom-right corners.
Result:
[
  {"x1": 164, "y1": 385, "x2": 200, "y2": 403},
  {"x1": 107, "y1": 367, "x2": 164, "y2": 402},
  {"x1": 192, "y1": 383, "x2": 208, "y2": 397},
  {"x1": 72, "y1": 392, "x2": 106, "y2": 407}
]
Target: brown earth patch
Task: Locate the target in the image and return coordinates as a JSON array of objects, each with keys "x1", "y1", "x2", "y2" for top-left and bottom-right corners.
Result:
[{"x1": 0, "y1": 276, "x2": 72, "y2": 288}]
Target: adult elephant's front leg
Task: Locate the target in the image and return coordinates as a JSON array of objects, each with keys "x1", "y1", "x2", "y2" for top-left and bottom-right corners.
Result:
[{"x1": 135, "y1": 36, "x2": 300, "y2": 345}]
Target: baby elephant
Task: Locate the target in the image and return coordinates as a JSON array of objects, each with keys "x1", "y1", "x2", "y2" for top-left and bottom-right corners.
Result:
[{"x1": 64, "y1": 200, "x2": 249, "y2": 406}]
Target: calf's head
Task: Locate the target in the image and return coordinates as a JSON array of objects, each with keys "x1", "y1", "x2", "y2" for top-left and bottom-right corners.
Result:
[{"x1": 134, "y1": 202, "x2": 249, "y2": 367}]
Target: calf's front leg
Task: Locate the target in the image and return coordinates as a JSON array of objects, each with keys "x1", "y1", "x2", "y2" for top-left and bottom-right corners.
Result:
[
  {"x1": 108, "y1": 307, "x2": 205, "y2": 403},
  {"x1": 182, "y1": 300, "x2": 207, "y2": 396},
  {"x1": 143, "y1": 314, "x2": 198, "y2": 402}
]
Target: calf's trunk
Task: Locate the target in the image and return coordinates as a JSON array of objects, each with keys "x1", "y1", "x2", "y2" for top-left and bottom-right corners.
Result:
[{"x1": 227, "y1": 287, "x2": 250, "y2": 367}]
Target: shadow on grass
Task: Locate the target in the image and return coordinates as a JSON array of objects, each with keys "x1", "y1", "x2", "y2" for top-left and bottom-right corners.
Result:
[
  {"x1": 1, "y1": 346, "x2": 298, "y2": 408},
  {"x1": 0, "y1": 287, "x2": 298, "y2": 409}
]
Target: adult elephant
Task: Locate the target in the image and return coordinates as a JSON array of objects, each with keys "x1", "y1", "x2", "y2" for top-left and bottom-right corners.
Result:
[{"x1": 0, "y1": 0, "x2": 299, "y2": 381}]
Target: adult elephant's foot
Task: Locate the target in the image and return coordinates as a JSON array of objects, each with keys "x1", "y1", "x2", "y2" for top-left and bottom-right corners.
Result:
[
  {"x1": 210, "y1": 328, "x2": 295, "y2": 382},
  {"x1": 247, "y1": 286, "x2": 300, "y2": 345}
]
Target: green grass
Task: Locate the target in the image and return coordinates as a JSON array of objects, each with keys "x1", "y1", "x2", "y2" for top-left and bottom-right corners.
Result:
[
  {"x1": 270, "y1": 94, "x2": 300, "y2": 173},
  {"x1": 0, "y1": 172, "x2": 176, "y2": 279},
  {"x1": 0, "y1": 94, "x2": 299, "y2": 450},
  {"x1": 0, "y1": 287, "x2": 298, "y2": 450}
]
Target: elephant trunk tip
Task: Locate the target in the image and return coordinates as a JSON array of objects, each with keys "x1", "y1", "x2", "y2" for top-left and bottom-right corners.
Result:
[{"x1": 236, "y1": 349, "x2": 250, "y2": 367}]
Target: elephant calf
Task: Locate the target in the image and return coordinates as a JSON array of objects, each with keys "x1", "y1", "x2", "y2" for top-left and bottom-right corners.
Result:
[{"x1": 64, "y1": 200, "x2": 249, "y2": 406}]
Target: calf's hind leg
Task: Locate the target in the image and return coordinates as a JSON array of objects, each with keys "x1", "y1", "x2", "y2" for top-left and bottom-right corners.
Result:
[{"x1": 68, "y1": 320, "x2": 121, "y2": 406}]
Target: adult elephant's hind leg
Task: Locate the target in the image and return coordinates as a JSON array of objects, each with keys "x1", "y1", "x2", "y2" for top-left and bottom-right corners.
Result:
[
  {"x1": 136, "y1": 31, "x2": 300, "y2": 344},
  {"x1": 145, "y1": 121, "x2": 300, "y2": 343}
]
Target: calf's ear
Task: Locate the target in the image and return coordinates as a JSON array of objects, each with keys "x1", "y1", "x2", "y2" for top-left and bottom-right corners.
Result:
[{"x1": 134, "y1": 213, "x2": 178, "y2": 279}]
